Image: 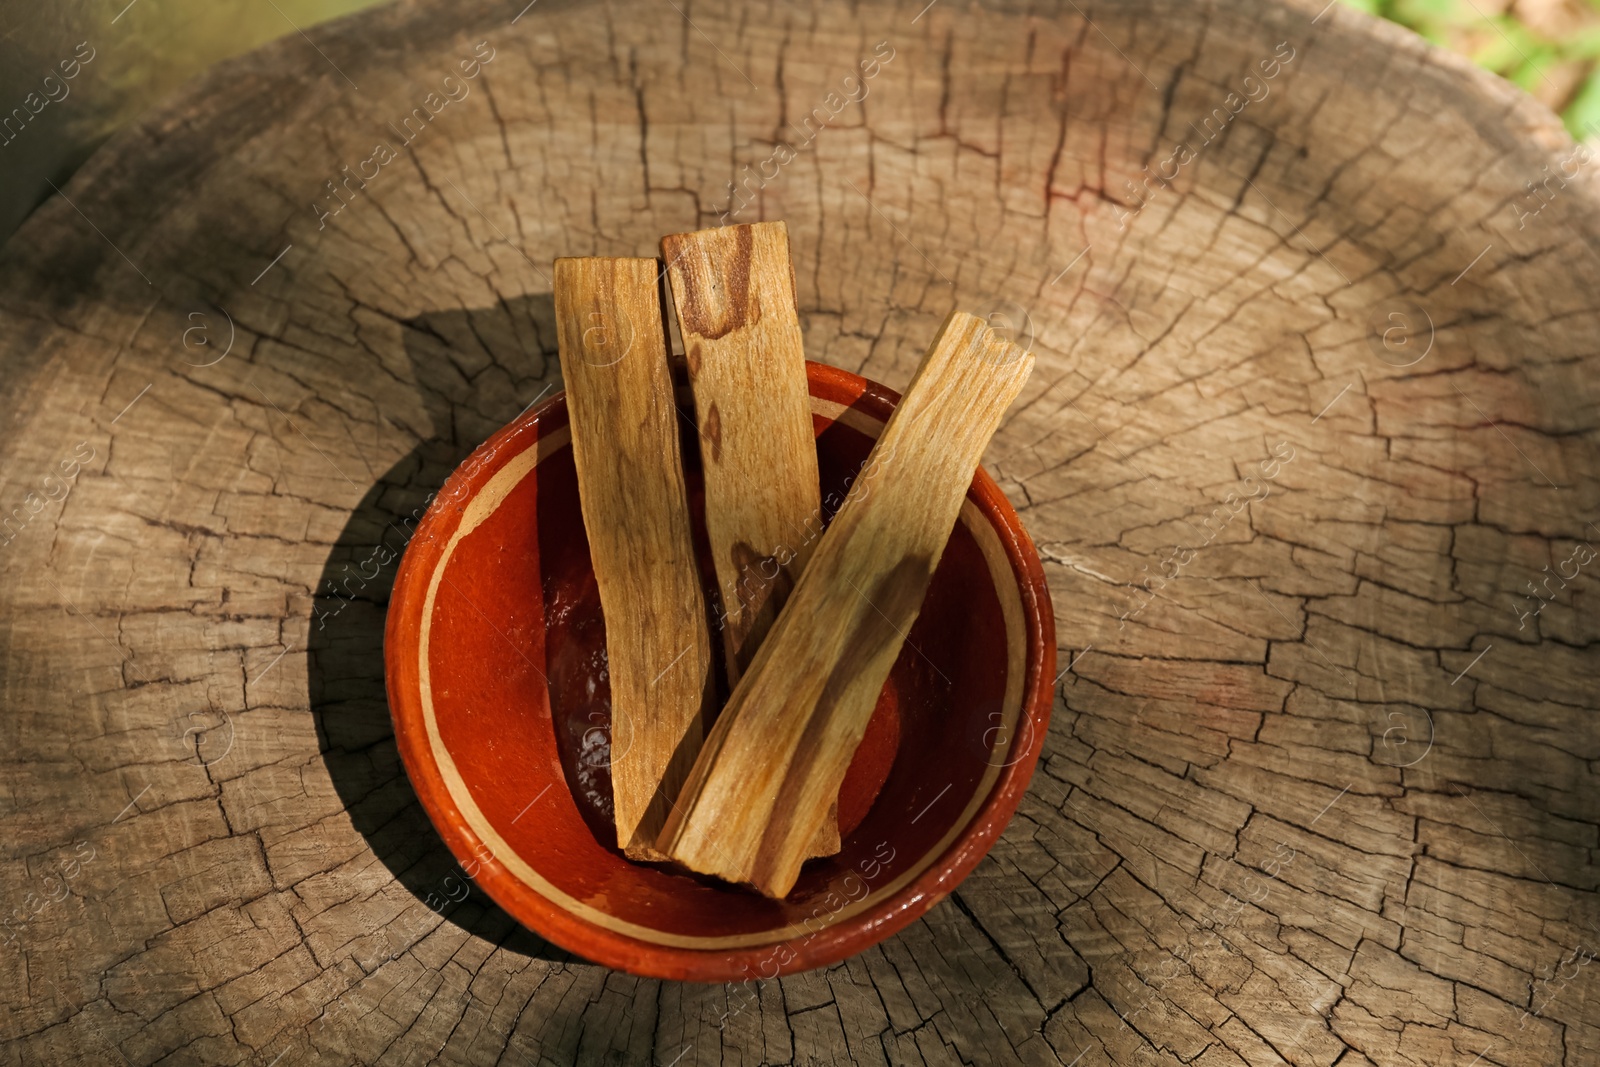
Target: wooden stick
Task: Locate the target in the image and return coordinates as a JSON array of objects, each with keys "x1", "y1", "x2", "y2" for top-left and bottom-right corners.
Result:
[
  {"x1": 656, "y1": 310, "x2": 1034, "y2": 896},
  {"x1": 661, "y1": 222, "x2": 820, "y2": 682},
  {"x1": 553, "y1": 257, "x2": 716, "y2": 861},
  {"x1": 660, "y1": 221, "x2": 841, "y2": 858}
]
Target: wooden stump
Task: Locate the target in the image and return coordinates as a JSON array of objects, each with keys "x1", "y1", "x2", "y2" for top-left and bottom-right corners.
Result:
[{"x1": 1, "y1": 0, "x2": 1597, "y2": 1063}]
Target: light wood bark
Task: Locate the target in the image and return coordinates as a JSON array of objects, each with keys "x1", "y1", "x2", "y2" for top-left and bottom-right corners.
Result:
[
  {"x1": 661, "y1": 220, "x2": 841, "y2": 858},
  {"x1": 553, "y1": 257, "x2": 715, "y2": 860},
  {"x1": 659, "y1": 311, "x2": 1033, "y2": 896},
  {"x1": 3, "y1": 0, "x2": 1600, "y2": 1062}
]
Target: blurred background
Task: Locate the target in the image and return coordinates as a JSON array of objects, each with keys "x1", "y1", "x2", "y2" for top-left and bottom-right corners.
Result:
[
  {"x1": 0, "y1": 0, "x2": 382, "y2": 244},
  {"x1": 1, "y1": 0, "x2": 1598, "y2": 248},
  {"x1": 1350, "y1": 0, "x2": 1600, "y2": 132}
]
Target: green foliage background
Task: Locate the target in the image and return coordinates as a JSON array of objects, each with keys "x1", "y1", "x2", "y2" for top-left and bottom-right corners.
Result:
[{"x1": 1344, "y1": 0, "x2": 1600, "y2": 136}]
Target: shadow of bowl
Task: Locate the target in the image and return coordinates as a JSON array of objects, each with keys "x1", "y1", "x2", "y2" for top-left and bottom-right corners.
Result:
[{"x1": 305, "y1": 294, "x2": 577, "y2": 963}]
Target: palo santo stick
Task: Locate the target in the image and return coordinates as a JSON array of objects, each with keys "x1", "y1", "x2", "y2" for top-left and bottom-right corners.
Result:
[
  {"x1": 660, "y1": 221, "x2": 841, "y2": 859},
  {"x1": 661, "y1": 222, "x2": 820, "y2": 683},
  {"x1": 657, "y1": 310, "x2": 1034, "y2": 897},
  {"x1": 553, "y1": 257, "x2": 716, "y2": 861}
]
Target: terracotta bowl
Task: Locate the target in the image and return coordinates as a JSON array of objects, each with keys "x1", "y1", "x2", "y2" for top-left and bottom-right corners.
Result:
[{"x1": 384, "y1": 361, "x2": 1055, "y2": 981}]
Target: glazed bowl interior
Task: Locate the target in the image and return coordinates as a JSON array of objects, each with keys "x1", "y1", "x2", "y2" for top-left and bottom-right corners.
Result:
[{"x1": 385, "y1": 361, "x2": 1053, "y2": 981}]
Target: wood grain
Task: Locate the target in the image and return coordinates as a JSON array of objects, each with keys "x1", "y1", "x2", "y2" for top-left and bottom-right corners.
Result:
[
  {"x1": 661, "y1": 220, "x2": 842, "y2": 858},
  {"x1": 661, "y1": 222, "x2": 819, "y2": 684},
  {"x1": 658, "y1": 311, "x2": 1034, "y2": 897},
  {"x1": 553, "y1": 257, "x2": 714, "y2": 861},
  {"x1": 3, "y1": 0, "x2": 1600, "y2": 1061}
]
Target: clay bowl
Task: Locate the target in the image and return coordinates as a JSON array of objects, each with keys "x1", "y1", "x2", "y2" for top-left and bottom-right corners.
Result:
[{"x1": 384, "y1": 361, "x2": 1055, "y2": 981}]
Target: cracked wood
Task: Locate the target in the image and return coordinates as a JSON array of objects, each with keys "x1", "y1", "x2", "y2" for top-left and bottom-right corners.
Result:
[{"x1": 0, "y1": 0, "x2": 1597, "y2": 1063}]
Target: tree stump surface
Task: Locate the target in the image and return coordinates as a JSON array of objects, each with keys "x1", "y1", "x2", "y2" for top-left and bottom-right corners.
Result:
[{"x1": 2, "y1": 0, "x2": 1598, "y2": 1063}]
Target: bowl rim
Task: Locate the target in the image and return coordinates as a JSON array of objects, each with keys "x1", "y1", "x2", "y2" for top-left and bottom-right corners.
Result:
[{"x1": 384, "y1": 360, "x2": 1056, "y2": 981}]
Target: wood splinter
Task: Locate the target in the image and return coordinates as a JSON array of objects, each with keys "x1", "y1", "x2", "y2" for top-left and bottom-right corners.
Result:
[
  {"x1": 553, "y1": 256, "x2": 716, "y2": 861},
  {"x1": 657, "y1": 310, "x2": 1035, "y2": 897},
  {"x1": 661, "y1": 220, "x2": 840, "y2": 858}
]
